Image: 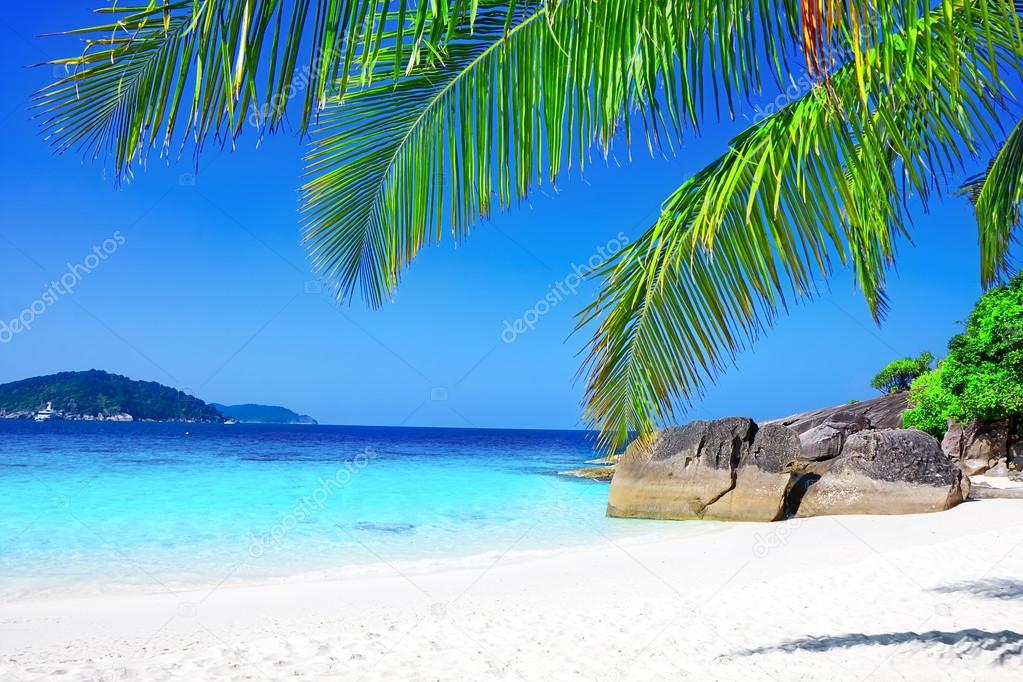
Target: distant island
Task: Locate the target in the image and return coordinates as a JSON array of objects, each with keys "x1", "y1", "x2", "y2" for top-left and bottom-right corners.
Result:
[
  {"x1": 0, "y1": 370, "x2": 316, "y2": 425},
  {"x1": 211, "y1": 403, "x2": 318, "y2": 425},
  {"x1": 0, "y1": 370, "x2": 221, "y2": 423}
]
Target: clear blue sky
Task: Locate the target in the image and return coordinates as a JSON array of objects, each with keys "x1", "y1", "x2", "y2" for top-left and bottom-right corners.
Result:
[{"x1": 0, "y1": 4, "x2": 1011, "y2": 429}]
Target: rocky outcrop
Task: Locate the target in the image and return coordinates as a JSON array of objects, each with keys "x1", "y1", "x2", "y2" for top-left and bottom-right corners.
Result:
[
  {"x1": 607, "y1": 417, "x2": 799, "y2": 522},
  {"x1": 1009, "y1": 442, "x2": 1023, "y2": 473},
  {"x1": 559, "y1": 466, "x2": 615, "y2": 481},
  {"x1": 796, "y1": 429, "x2": 968, "y2": 517},
  {"x1": 768, "y1": 392, "x2": 908, "y2": 464},
  {"x1": 701, "y1": 424, "x2": 802, "y2": 521},
  {"x1": 771, "y1": 394, "x2": 1023, "y2": 479},
  {"x1": 768, "y1": 392, "x2": 908, "y2": 435},
  {"x1": 792, "y1": 411, "x2": 870, "y2": 462},
  {"x1": 969, "y1": 485, "x2": 1023, "y2": 499},
  {"x1": 941, "y1": 418, "x2": 1019, "y2": 476},
  {"x1": 609, "y1": 408, "x2": 969, "y2": 522}
]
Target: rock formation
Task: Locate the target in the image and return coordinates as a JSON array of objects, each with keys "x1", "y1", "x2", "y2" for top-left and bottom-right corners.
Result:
[
  {"x1": 609, "y1": 398, "x2": 968, "y2": 521},
  {"x1": 606, "y1": 418, "x2": 766, "y2": 521},
  {"x1": 795, "y1": 429, "x2": 969, "y2": 517},
  {"x1": 558, "y1": 466, "x2": 615, "y2": 481},
  {"x1": 941, "y1": 418, "x2": 1021, "y2": 476},
  {"x1": 767, "y1": 392, "x2": 907, "y2": 435},
  {"x1": 767, "y1": 392, "x2": 907, "y2": 463},
  {"x1": 700, "y1": 424, "x2": 802, "y2": 521}
]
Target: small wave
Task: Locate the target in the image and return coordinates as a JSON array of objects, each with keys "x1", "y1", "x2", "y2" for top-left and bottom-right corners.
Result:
[
  {"x1": 112, "y1": 458, "x2": 183, "y2": 465},
  {"x1": 350, "y1": 522, "x2": 416, "y2": 535}
]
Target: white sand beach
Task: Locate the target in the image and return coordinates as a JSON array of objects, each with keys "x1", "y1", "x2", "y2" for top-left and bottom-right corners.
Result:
[{"x1": 2, "y1": 498, "x2": 1021, "y2": 681}]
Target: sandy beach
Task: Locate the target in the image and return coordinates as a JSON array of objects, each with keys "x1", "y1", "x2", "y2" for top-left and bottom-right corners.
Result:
[{"x1": 2, "y1": 497, "x2": 1021, "y2": 681}]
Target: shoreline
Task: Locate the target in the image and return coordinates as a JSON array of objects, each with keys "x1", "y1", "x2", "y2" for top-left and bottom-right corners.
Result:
[
  {"x1": 3, "y1": 499, "x2": 1022, "y2": 680},
  {"x1": 0, "y1": 519, "x2": 723, "y2": 604}
]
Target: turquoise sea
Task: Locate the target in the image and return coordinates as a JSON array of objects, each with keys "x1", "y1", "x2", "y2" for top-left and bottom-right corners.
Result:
[{"x1": 0, "y1": 421, "x2": 676, "y2": 599}]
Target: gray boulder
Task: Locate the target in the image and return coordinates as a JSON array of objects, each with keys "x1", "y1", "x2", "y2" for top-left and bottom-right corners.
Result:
[
  {"x1": 768, "y1": 392, "x2": 908, "y2": 435},
  {"x1": 796, "y1": 429, "x2": 969, "y2": 517},
  {"x1": 940, "y1": 419, "x2": 966, "y2": 460},
  {"x1": 942, "y1": 418, "x2": 1014, "y2": 475},
  {"x1": 987, "y1": 462, "x2": 1010, "y2": 477},
  {"x1": 768, "y1": 393, "x2": 908, "y2": 464},
  {"x1": 607, "y1": 418, "x2": 798, "y2": 522},
  {"x1": 558, "y1": 466, "x2": 615, "y2": 481},
  {"x1": 795, "y1": 410, "x2": 871, "y2": 462},
  {"x1": 1008, "y1": 441, "x2": 1023, "y2": 472},
  {"x1": 703, "y1": 424, "x2": 802, "y2": 521},
  {"x1": 1010, "y1": 440, "x2": 1023, "y2": 460}
]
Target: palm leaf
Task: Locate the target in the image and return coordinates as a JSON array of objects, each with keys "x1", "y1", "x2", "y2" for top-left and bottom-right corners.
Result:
[
  {"x1": 302, "y1": 0, "x2": 1023, "y2": 306},
  {"x1": 303, "y1": 0, "x2": 813, "y2": 305},
  {"x1": 35, "y1": 0, "x2": 468, "y2": 178},
  {"x1": 35, "y1": 1, "x2": 1023, "y2": 450},
  {"x1": 579, "y1": 3, "x2": 1023, "y2": 450},
  {"x1": 961, "y1": 118, "x2": 1023, "y2": 284}
]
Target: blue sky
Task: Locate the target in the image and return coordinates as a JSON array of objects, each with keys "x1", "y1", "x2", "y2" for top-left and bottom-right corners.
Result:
[{"x1": 0, "y1": 4, "x2": 1012, "y2": 429}]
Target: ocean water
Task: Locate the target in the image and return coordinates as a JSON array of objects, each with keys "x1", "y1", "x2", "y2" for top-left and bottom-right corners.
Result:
[{"x1": 0, "y1": 421, "x2": 683, "y2": 598}]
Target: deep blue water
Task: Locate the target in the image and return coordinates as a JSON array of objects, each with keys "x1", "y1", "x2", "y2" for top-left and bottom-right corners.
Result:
[{"x1": 0, "y1": 421, "x2": 668, "y2": 598}]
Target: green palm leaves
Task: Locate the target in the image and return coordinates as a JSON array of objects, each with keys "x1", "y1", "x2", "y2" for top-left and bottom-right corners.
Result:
[
  {"x1": 580, "y1": 5, "x2": 1023, "y2": 449},
  {"x1": 36, "y1": 0, "x2": 470, "y2": 177},
  {"x1": 964, "y1": 119, "x2": 1023, "y2": 285},
  {"x1": 303, "y1": 2, "x2": 549, "y2": 305},
  {"x1": 302, "y1": 0, "x2": 804, "y2": 305},
  {"x1": 37, "y1": 1, "x2": 1023, "y2": 449}
]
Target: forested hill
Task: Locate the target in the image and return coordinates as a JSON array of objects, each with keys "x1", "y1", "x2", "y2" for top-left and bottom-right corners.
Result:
[
  {"x1": 211, "y1": 403, "x2": 317, "y2": 425},
  {"x1": 0, "y1": 370, "x2": 222, "y2": 422}
]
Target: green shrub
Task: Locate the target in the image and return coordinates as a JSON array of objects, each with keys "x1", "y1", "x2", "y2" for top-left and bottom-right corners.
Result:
[
  {"x1": 903, "y1": 274, "x2": 1023, "y2": 437},
  {"x1": 870, "y1": 352, "x2": 934, "y2": 394},
  {"x1": 902, "y1": 367, "x2": 959, "y2": 438},
  {"x1": 940, "y1": 277, "x2": 1023, "y2": 423}
]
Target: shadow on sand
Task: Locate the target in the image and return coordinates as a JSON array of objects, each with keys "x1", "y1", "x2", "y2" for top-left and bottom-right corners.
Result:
[{"x1": 734, "y1": 629, "x2": 1023, "y2": 665}]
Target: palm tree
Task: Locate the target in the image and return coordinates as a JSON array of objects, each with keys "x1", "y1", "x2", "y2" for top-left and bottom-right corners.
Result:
[{"x1": 37, "y1": 1, "x2": 1023, "y2": 450}]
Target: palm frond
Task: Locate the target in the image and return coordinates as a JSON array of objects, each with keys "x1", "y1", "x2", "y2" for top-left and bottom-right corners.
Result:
[
  {"x1": 35, "y1": 0, "x2": 1023, "y2": 450},
  {"x1": 579, "y1": 3, "x2": 1023, "y2": 450},
  {"x1": 303, "y1": 0, "x2": 809, "y2": 305},
  {"x1": 36, "y1": 0, "x2": 466, "y2": 178},
  {"x1": 961, "y1": 119, "x2": 1023, "y2": 284},
  {"x1": 302, "y1": 0, "x2": 1023, "y2": 307}
]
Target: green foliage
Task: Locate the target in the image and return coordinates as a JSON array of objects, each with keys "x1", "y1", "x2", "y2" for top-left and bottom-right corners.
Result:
[
  {"x1": 303, "y1": 0, "x2": 804, "y2": 305},
  {"x1": 37, "y1": 1, "x2": 1023, "y2": 450},
  {"x1": 36, "y1": 1, "x2": 465, "y2": 178},
  {"x1": 903, "y1": 274, "x2": 1023, "y2": 436},
  {"x1": 0, "y1": 370, "x2": 222, "y2": 422},
  {"x1": 870, "y1": 352, "x2": 933, "y2": 394},
  {"x1": 578, "y1": 6, "x2": 1023, "y2": 449},
  {"x1": 902, "y1": 368, "x2": 959, "y2": 438},
  {"x1": 961, "y1": 118, "x2": 1023, "y2": 285},
  {"x1": 941, "y1": 274, "x2": 1023, "y2": 422}
]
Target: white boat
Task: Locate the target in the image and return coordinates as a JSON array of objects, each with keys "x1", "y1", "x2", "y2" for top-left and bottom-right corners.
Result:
[{"x1": 34, "y1": 402, "x2": 58, "y2": 422}]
